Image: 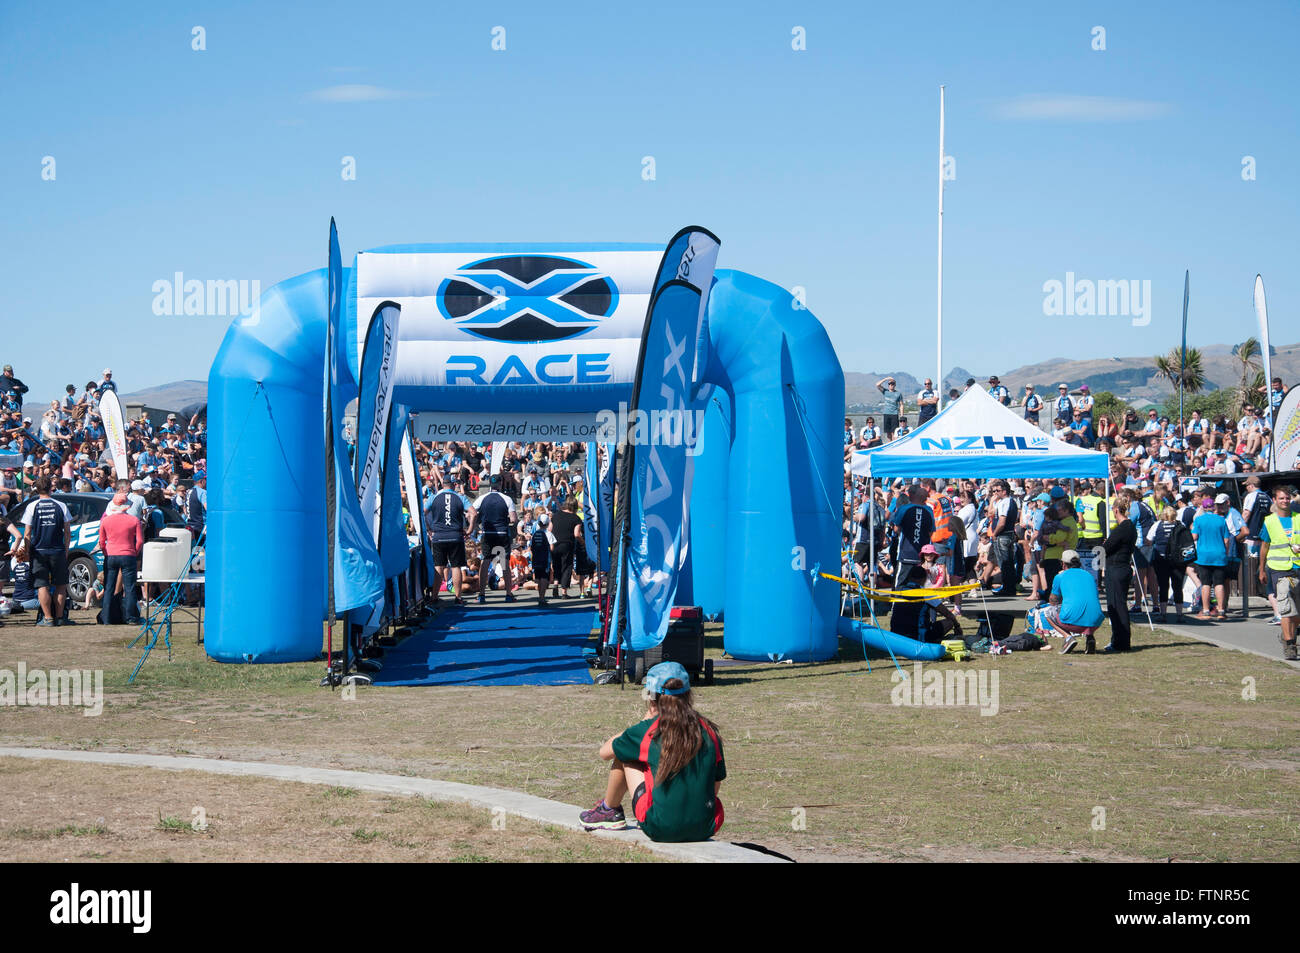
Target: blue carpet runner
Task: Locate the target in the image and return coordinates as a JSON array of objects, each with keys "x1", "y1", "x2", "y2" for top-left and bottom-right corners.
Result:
[{"x1": 370, "y1": 602, "x2": 597, "y2": 687}]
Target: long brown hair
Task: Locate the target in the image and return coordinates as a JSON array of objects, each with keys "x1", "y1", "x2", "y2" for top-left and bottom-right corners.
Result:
[{"x1": 652, "y1": 680, "x2": 720, "y2": 782}]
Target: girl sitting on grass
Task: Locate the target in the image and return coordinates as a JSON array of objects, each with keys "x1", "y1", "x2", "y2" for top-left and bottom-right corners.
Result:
[{"x1": 580, "y1": 662, "x2": 726, "y2": 843}]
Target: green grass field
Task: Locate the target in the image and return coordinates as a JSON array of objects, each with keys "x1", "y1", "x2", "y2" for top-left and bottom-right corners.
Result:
[{"x1": 1, "y1": 607, "x2": 1297, "y2": 862}]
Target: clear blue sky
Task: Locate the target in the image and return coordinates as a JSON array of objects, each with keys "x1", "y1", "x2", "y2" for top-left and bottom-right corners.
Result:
[{"x1": 3, "y1": 0, "x2": 1297, "y2": 403}]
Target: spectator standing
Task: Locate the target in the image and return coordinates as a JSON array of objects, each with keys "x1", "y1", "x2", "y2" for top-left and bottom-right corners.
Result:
[
  {"x1": 890, "y1": 484, "x2": 935, "y2": 578},
  {"x1": 1191, "y1": 497, "x2": 1232, "y2": 621},
  {"x1": 876, "y1": 377, "x2": 903, "y2": 440},
  {"x1": 988, "y1": 480, "x2": 1020, "y2": 595},
  {"x1": 916, "y1": 378, "x2": 939, "y2": 425},
  {"x1": 428, "y1": 485, "x2": 468, "y2": 605},
  {"x1": 1054, "y1": 384, "x2": 1073, "y2": 422},
  {"x1": 549, "y1": 498, "x2": 584, "y2": 598},
  {"x1": 1101, "y1": 497, "x2": 1136, "y2": 652},
  {"x1": 1258, "y1": 485, "x2": 1300, "y2": 659},
  {"x1": 988, "y1": 376, "x2": 1009, "y2": 406},
  {"x1": 530, "y1": 512, "x2": 553, "y2": 606},
  {"x1": 1148, "y1": 506, "x2": 1189, "y2": 623},
  {"x1": 96, "y1": 494, "x2": 144, "y2": 625},
  {"x1": 1075, "y1": 385, "x2": 1094, "y2": 425},
  {"x1": 1022, "y1": 384, "x2": 1042, "y2": 425},
  {"x1": 186, "y1": 470, "x2": 207, "y2": 541},
  {"x1": 468, "y1": 474, "x2": 517, "y2": 604},
  {"x1": 20, "y1": 475, "x2": 72, "y2": 625}
]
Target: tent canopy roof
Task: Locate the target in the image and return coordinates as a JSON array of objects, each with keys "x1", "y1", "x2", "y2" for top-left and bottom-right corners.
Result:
[{"x1": 850, "y1": 385, "x2": 1110, "y2": 479}]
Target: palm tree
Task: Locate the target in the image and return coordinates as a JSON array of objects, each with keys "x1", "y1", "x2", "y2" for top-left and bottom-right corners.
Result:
[
  {"x1": 1239, "y1": 370, "x2": 1266, "y2": 417},
  {"x1": 1154, "y1": 346, "x2": 1206, "y2": 395},
  {"x1": 1231, "y1": 337, "x2": 1265, "y2": 415}
]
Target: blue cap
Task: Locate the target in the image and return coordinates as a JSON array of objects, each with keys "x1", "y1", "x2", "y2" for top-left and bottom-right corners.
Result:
[
  {"x1": 1049, "y1": 486, "x2": 1067, "y2": 499},
  {"x1": 644, "y1": 661, "x2": 691, "y2": 696},
  {"x1": 1033, "y1": 493, "x2": 1051, "y2": 503}
]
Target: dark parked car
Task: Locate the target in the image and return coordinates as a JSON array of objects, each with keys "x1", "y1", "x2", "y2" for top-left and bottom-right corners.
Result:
[{"x1": 8, "y1": 492, "x2": 187, "y2": 603}]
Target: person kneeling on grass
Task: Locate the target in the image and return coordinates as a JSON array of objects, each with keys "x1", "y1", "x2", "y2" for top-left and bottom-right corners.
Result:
[
  {"x1": 580, "y1": 662, "x2": 726, "y2": 842},
  {"x1": 1049, "y1": 549, "x2": 1105, "y2": 655}
]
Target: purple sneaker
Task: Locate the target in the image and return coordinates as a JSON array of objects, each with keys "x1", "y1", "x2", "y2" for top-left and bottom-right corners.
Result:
[{"x1": 579, "y1": 800, "x2": 627, "y2": 831}]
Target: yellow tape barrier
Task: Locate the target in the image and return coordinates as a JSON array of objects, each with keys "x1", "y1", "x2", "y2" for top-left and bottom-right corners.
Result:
[{"x1": 819, "y1": 572, "x2": 979, "y2": 602}]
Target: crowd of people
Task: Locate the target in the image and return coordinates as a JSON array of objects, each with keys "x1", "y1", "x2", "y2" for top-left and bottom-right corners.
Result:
[
  {"x1": 842, "y1": 375, "x2": 1299, "y2": 660},
  {"x1": 407, "y1": 439, "x2": 598, "y2": 606},
  {"x1": 848, "y1": 375, "x2": 1289, "y2": 477},
  {"x1": 0, "y1": 363, "x2": 209, "y2": 626}
]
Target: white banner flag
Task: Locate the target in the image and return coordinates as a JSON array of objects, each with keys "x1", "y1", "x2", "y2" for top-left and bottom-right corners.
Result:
[{"x1": 99, "y1": 390, "x2": 128, "y2": 479}]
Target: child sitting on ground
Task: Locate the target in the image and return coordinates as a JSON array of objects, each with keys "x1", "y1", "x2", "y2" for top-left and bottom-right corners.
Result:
[
  {"x1": 580, "y1": 662, "x2": 726, "y2": 843},
  {"x1": 83, "y1": 570, "x2": 106, "y2": 611}
]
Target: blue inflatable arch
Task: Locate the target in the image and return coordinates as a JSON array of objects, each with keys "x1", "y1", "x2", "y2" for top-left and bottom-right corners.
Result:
[{"x1": 207, "y1": 244, "x2": 843, "y2": 664}]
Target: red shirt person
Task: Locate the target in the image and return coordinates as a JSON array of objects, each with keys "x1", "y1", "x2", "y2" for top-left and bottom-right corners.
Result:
[{"x1": 97, "y1": 495, "x2": 144, "y2": 624}]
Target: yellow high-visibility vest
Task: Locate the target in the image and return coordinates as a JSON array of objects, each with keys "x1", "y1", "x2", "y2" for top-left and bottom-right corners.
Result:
[
  {"x1": 1263, "y1": 513, "x2": 1300, "y2": 571},
  {"x1": 1075, "y1": 494, "x2": 1104, "y2": 538}
]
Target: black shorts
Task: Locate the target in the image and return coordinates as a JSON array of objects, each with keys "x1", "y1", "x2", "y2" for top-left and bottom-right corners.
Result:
[
  {"x1": 481, "y1": 533, "x2": 510, "y2": 559},
  {"x1": 883, "y1": 414, "x2": 899, "y2": 435},
  {"x1": 853, "y1": 541, "x2": 871, "y2": 565},
  {"x1": 431, "y1": 540, "x2": 466, "y2": 569},
  {"x1": 1196, "y1": 564, "x2": 1226, "y2": 587},
  {"x1": 32, "y1": 549, "x2": 68, "y2": 589}
]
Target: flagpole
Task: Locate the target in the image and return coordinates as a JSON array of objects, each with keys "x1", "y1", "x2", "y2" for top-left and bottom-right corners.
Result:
[
  {"x1": 1179, "y1": 270, "x2": 1188, "y2": 441},
  {"x1": 936, "y1": 85, "x2": 946, "y2": 411}
]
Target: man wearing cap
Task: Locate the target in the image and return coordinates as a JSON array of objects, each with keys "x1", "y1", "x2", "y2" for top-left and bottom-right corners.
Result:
[
  {"x1": 1258, "y1": 485, "x2": 1300, "y2": 659},
  {"x1": 186, "y1": 471, "x2": 207, "y2": 541},
  {"x1": 988, "y1": 376, "x2": 1009, "y2": 406},
  {"x1": 1050, "y1": 550, "x2": 1105, "y2": 653},
  {"x1": 1054, "y1": 384, "x2": 1073, "y2": 422},
  {"x1": 0, "y1": 364, "x2": 28, "y2": 399},
  {"x1": 1075, "y1": 385, "x2": 1093, "y2": 425},
  {"x1": 1022, "y1": 384, "x2": 1042, "y2": 426},
  {"x1": 1242, "y1": 474, "x2": 1269, "y2": 554},
  {"x1": 98, "y1": 369, "x2": 117, "y2": 394},
  {"x1": 876, "y1": 377, "x2": 903, "y2": 440}
]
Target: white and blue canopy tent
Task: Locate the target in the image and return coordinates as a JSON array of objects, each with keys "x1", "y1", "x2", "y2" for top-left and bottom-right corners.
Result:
[
  {"x1": 850, "y1": 384, "x2": 1109, "y2": 480},
  {"x1": 849, "y1": 385, "x2": 1112, "y2": 575}
]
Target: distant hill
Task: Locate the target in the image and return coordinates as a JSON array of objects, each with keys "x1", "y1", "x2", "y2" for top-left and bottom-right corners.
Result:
[
  {"x1": 847, "y1": 343, "x2": 1300, "y2": 411},
  {"x1": 117, "y1": 380, "x2": 207, "y2": 410},
  {"x1": 22, "y1": 379, "x2": 207, "y2": 421}
]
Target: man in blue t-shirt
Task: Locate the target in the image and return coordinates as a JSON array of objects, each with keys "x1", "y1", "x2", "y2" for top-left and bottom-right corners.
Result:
[
  {"x1": 1191, "y1": 499, "x2": 1232, "y2": 621},
  {"x1": 1050, "y1": 551, "x2": 1106, "y2": 654}
]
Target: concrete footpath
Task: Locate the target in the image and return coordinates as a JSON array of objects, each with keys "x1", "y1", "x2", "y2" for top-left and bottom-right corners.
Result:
[
  {"x1": 0, "y1": 747, "x2": 787, "y2": 863},
  {"x1": 1142, "y1": 594, "x2": 1300, "y2": 669}
]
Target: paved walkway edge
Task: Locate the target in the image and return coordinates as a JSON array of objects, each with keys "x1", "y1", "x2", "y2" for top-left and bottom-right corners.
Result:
[{"x1": 0, "y1": 747, "x2": 786, "y2": 864}]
